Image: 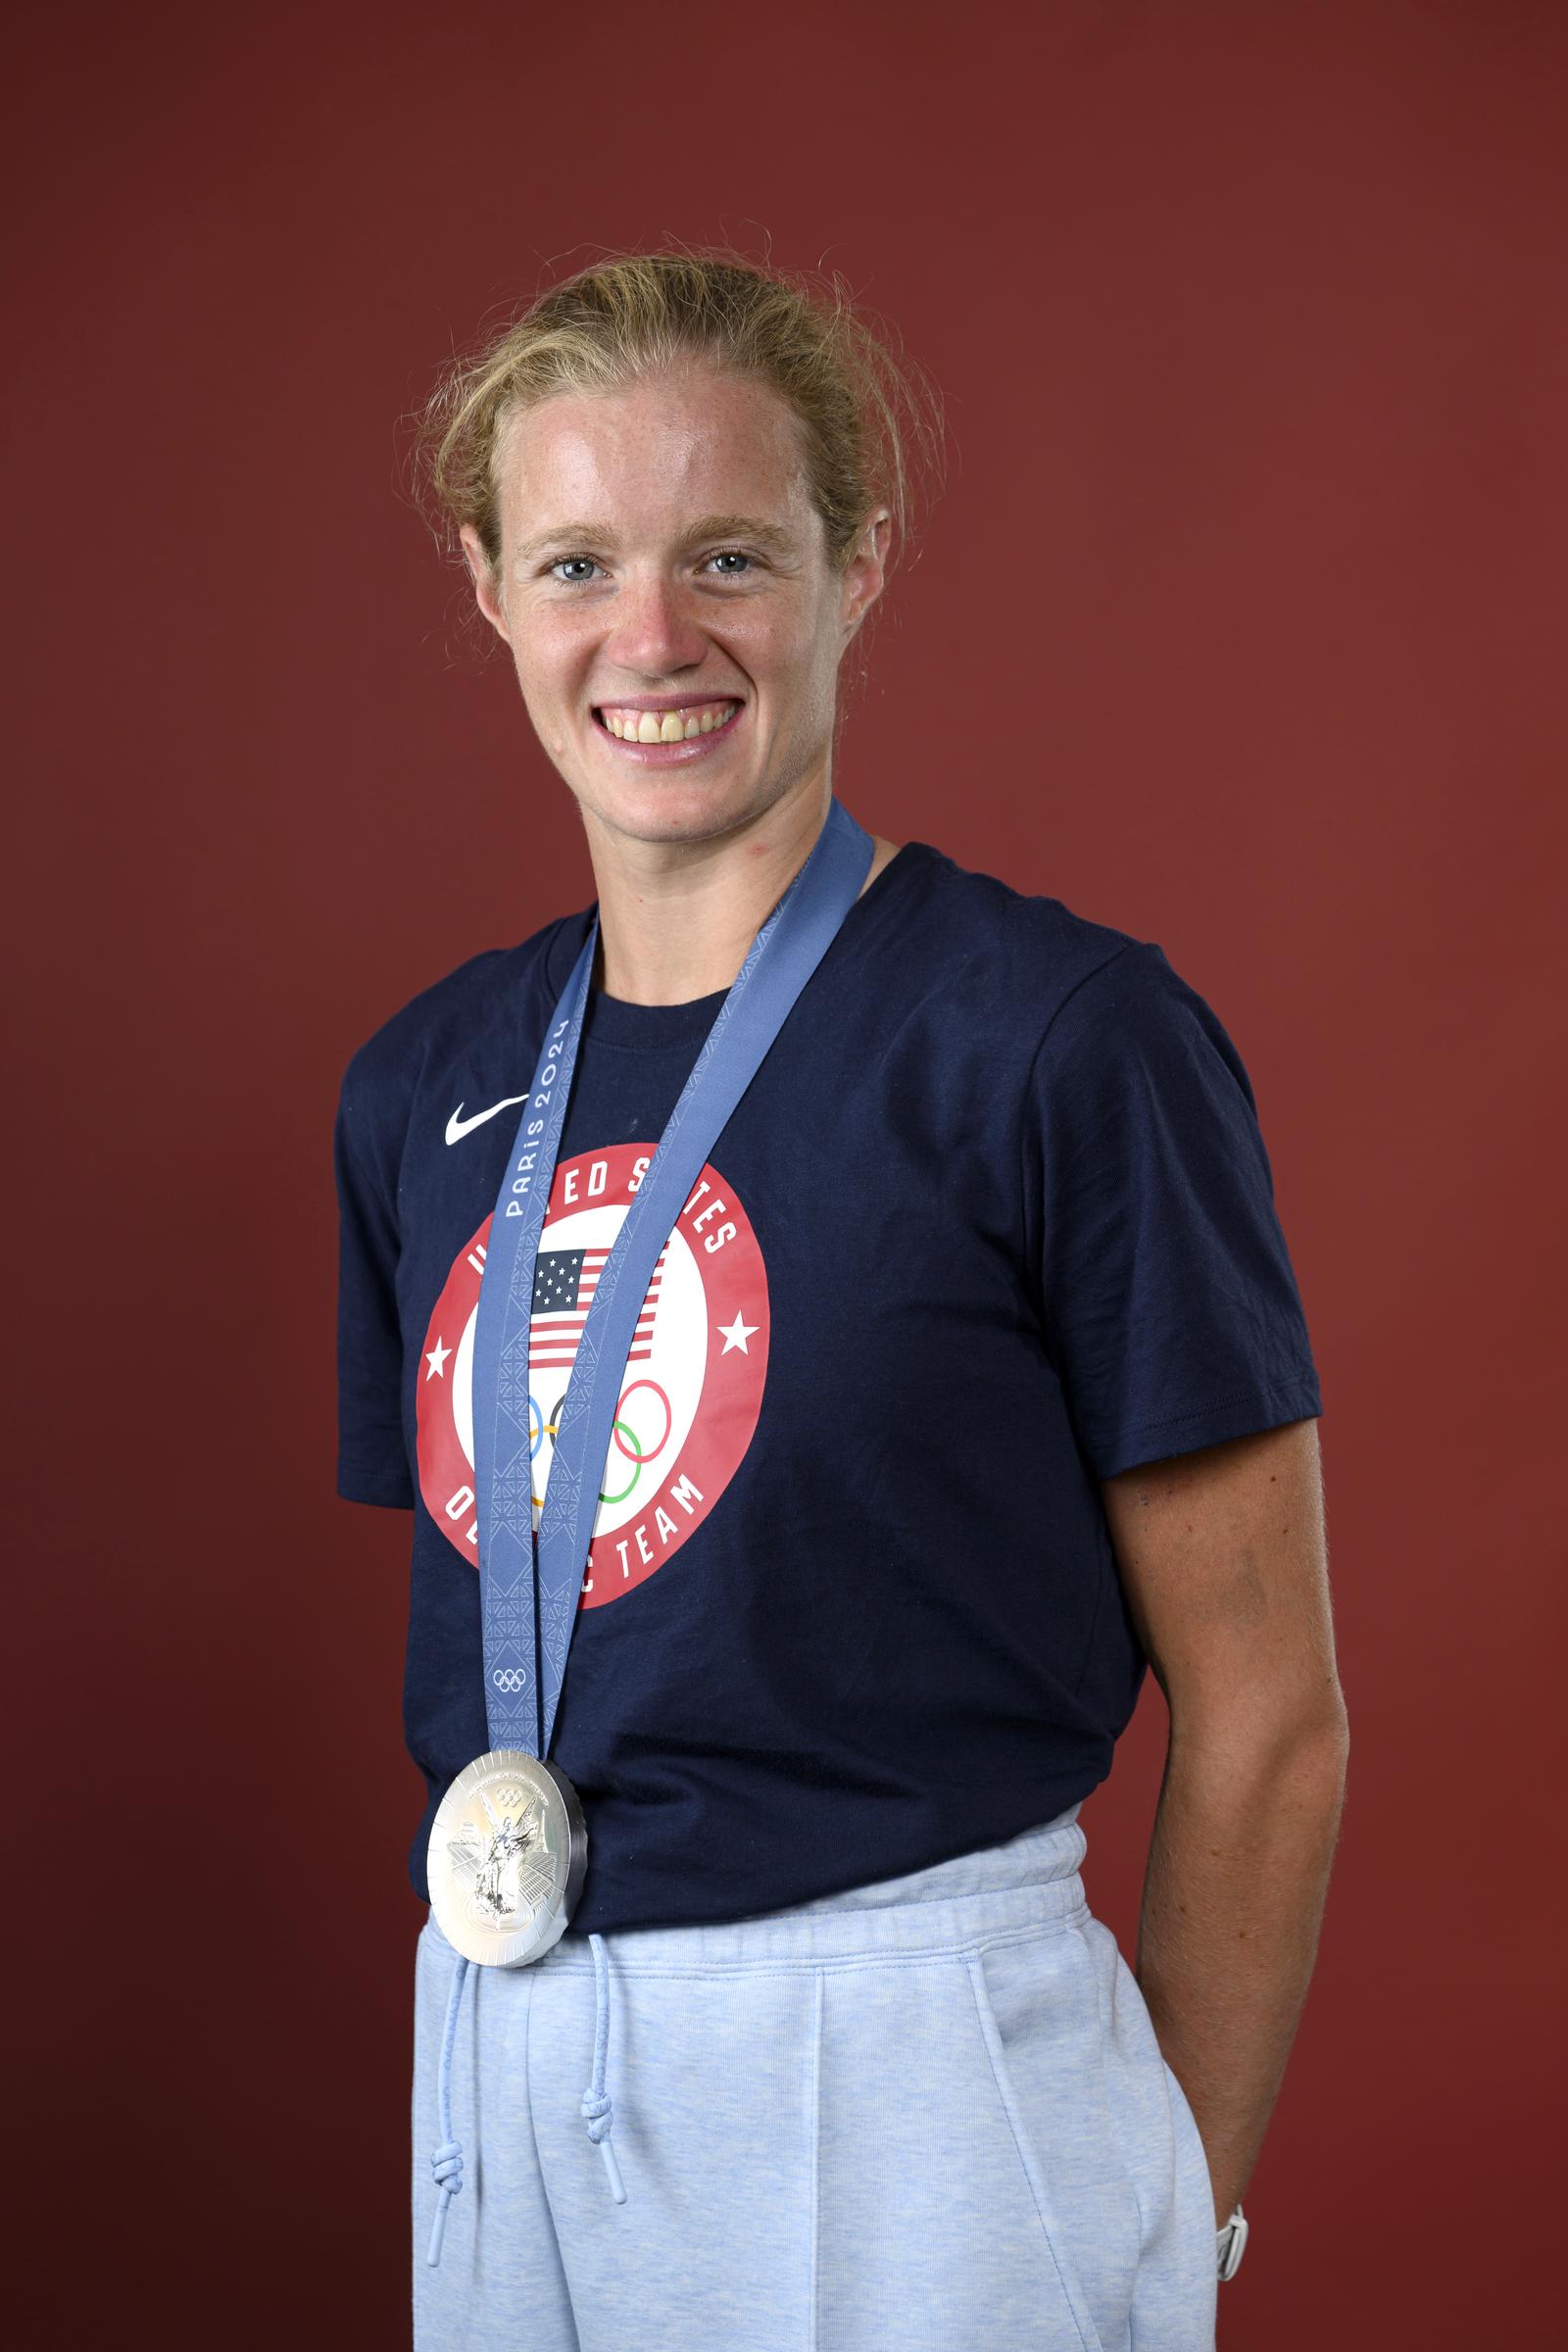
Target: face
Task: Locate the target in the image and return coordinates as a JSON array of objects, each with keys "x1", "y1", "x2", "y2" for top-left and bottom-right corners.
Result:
[{"x1": 460, "y1": 363, "x2": 889, "y2": 857}]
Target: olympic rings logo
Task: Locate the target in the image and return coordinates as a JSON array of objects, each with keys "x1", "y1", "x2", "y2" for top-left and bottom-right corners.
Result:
[
  {"x1": 529, "y1": 1379, "x2": 673, "y2": 1509},
  {"x1": 491, "y1": 1668, "x2": 529, "y2": 1693}
]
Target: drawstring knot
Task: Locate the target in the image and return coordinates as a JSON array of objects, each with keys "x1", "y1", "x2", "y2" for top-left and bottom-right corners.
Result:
[
  {"x1": 426, "y1": 1954, "x2": 470, "y2": 2268},
  {"x1": 424, "y1": 1924, "x2": 627, "y2": 2266},
  {"x1": 583, "y1": 1932, "x2": 627, "y2": 2203}
]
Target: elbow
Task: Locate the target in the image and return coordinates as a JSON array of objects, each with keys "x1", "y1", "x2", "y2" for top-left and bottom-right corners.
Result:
[
  {"x1": 1291, "y1": 1698, "x2": 1350, "y2": 1802},
  {"x1": 1172, "y1": 1681, "x2": 1350, "y2": 1801},
  {"x1": 1267, "y1": 1699, "x2": 1350, "y2": 1819}
]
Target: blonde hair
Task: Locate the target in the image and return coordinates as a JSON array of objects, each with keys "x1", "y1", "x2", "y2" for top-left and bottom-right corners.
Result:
[{"x1": 408, "y1": 240, "x2": 947, "y2": 664}]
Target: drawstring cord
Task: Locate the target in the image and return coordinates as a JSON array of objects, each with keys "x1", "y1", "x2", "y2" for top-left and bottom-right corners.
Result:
[
  {"x1": 426, "y1": 1929, "x2": 625, "y2": 2270},
  {"x1": 581, "y1": 1932, "x2": 626, "y2": 2202},
  {"x1": 426, "y1": 1952, "x2": 470, "y2": 2266}
]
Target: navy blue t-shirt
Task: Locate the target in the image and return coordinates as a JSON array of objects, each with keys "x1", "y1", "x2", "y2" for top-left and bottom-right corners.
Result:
[{"x1": 333, "y1": 839, "x2": 1322, "y2": 1936}]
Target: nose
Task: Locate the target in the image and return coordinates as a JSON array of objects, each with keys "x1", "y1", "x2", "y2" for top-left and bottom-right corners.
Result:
[{"x1": 603, "y1": 567, "x2": 710, "y2": 679}]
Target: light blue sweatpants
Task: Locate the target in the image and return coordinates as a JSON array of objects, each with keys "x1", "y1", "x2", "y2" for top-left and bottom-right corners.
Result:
[{"x1": 412, "y1": 1803, "x2": 1218, "y2": 2350}]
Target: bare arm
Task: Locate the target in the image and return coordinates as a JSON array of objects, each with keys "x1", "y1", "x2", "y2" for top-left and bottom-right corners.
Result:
[{"x1": 1099, "y1": 1417, "x2": 1348, "y2": 2226}]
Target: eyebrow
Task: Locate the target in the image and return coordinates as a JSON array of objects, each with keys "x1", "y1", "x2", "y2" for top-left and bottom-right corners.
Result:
[{"x1": 514, "y1": 513, "x2": 802, "y2": 564}]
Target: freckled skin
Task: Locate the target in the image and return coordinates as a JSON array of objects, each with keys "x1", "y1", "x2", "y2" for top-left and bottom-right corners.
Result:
[
  {"x1": 1099, "y1": 1420, "x2": 1348, "y2": 2224},
  {"x1": 458, "y1": 362, "x2": 899, "y2": 1003}
]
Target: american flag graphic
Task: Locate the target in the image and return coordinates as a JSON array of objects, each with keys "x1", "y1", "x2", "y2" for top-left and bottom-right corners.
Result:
[{"x1": 528, "y1": 1242, "x2": 669, "y2": 1372}]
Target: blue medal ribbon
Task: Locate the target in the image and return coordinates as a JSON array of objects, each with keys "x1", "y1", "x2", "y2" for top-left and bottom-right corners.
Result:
[{"x1": 470, "y1": 797, "x2": 874, "y2": 1764}]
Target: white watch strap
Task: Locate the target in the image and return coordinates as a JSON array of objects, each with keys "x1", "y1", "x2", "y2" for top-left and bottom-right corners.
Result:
[{"x1": 1216, "y1": 2203, "x2": 1250, "y2": 2281}]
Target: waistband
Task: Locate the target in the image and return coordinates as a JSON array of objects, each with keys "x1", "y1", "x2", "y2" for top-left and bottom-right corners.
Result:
[
  {"x1": 424, "y1": 1800, "x2": 1088, "y2": 1977},
  {"x1": 419, "y1": 1801, "x2": 1087, "y2": 2267}
]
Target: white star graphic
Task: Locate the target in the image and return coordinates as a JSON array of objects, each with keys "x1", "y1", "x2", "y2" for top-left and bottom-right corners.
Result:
[
  {"x1": 716, "y1": 1312, "x2": 759, "y2": 1356},
  {"x1": 424, "y1": 1338, "x2": 451, "y2": 1381}
]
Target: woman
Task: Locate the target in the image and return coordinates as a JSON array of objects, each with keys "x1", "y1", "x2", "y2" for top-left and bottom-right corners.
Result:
[{"x1": 334, "y1": 247, "x2": 1348, "y2": 2352}]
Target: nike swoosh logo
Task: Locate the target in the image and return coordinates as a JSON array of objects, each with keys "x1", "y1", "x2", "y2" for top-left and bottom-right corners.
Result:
[{"x1": 445, "y1": 1093, "x2": 530, "y2": 1147}]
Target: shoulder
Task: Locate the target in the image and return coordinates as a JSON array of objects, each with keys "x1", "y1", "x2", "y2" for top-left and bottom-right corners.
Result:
[
  {"x1": 903, "y1": 841, "x2": 1254, "y2": 1103},
  {"x1": 906, "y1": 840, "x2": 1181, "y2": 1030},
  {"x1": 335, "y1": 910, "x2": 583, "y2": 1137}
]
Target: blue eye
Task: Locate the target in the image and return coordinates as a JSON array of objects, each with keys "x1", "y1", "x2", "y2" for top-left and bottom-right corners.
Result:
[{"x1": 544, "y1": 548, "x2": 759, "y2": 587}]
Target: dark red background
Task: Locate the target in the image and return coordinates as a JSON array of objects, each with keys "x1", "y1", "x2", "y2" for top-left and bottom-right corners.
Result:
[{"x1": 7, "y1": 4, "x2": 1562, "y2": 2344}]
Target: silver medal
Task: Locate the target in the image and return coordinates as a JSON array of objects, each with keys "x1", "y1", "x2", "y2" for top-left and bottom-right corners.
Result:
[{"x1": 427, "y1": 1748, "x2": 587, "y2": 1967}]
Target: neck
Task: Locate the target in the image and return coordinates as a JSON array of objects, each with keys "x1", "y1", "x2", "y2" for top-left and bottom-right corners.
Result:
[{"x1": 584, "y1": 785, "x2": 896, "y2": 1005}]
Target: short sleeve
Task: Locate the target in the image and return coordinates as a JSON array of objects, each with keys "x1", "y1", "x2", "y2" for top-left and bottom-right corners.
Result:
[
  {"x1": 1024, "y1": 941, "x2": 1323, "y2": 1481},
  {"x1": 333, "y1": 1057, "x2": 415, "y2": 1508}
]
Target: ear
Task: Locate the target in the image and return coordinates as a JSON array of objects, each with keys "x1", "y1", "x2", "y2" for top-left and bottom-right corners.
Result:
[
  {"x1": 459, "y1": 523, "x2": 512, "y2": 644},
  {"x1": 841, "y1": 509, "x2": 893, "y2": 643}
]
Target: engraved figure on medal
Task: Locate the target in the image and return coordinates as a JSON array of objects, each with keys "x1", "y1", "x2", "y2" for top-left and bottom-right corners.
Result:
[{"x1": 447, "y1": 1786, "x2": 555, "y2": 1933}]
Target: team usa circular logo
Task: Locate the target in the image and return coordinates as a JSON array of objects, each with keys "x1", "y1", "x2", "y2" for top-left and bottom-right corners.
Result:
[{"x1": 416, "y1": 1142, "x2": 769, "y2": 1607}]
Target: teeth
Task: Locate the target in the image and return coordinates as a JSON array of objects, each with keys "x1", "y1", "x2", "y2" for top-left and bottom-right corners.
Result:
[{"x1": 601, "y1": 700, "x2": 738, "y2": 742}]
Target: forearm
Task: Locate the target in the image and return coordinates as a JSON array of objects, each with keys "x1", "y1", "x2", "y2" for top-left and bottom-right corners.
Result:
[{"x1": 1134, "y1": 1711, "x2": 1348, "y2": 2225}]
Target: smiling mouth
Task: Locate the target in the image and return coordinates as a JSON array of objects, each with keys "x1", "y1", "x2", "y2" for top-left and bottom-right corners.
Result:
[{"x1": 594, "y1": 698, "x2": 742, "y2": 743}]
